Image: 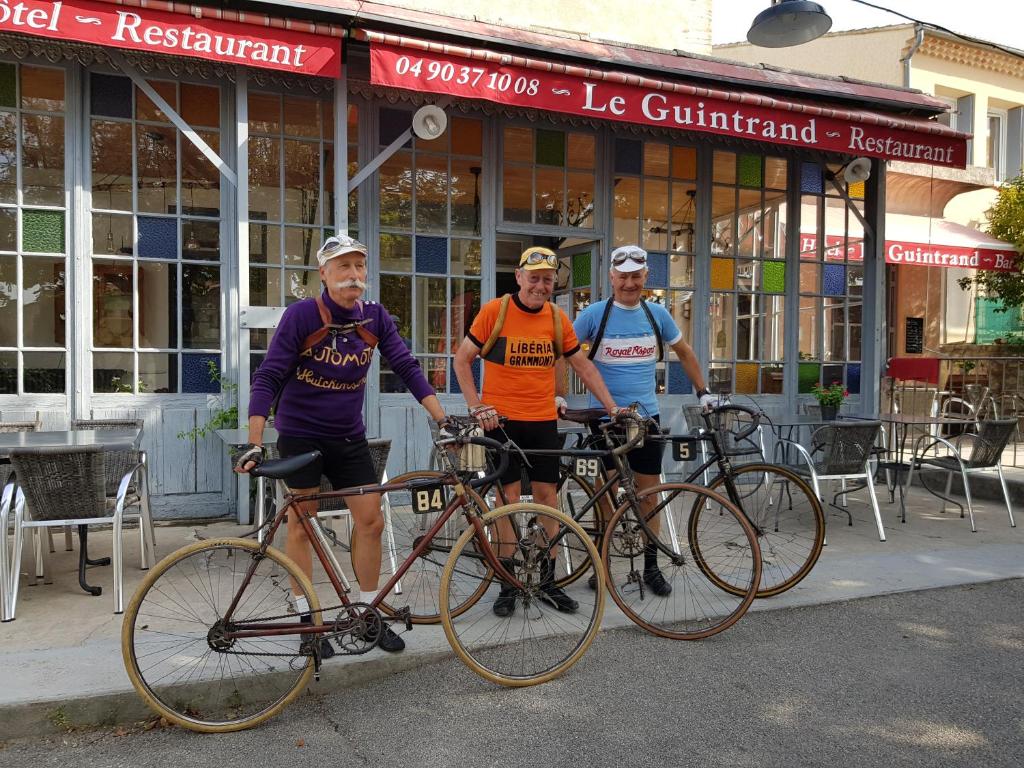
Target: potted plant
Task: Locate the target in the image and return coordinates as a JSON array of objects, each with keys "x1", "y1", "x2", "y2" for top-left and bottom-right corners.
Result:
[{"x1": 812, "y1": 381, "x2": 847, "y2": 421}]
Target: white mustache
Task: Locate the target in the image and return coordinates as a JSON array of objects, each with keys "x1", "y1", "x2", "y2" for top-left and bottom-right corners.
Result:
[{"x1": 335, "y1": 279, "x2": 367, "y2": 290}]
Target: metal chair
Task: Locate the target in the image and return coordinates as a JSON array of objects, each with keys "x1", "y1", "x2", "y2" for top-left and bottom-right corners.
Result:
[
  {"x1": 906, "y1": 419, "x2": 1017, "y2": 533},
  {"x1": 70, "y1": 419, "x2": 154, "y2": 564},
  {"x1": 778, "y1": 421, "x2": 885, "y2": 541},
  {"x1": 6, "y1": 444, "x2": 155, "y2": 619}
]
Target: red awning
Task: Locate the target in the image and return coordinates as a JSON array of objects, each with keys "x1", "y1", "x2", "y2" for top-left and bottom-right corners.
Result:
[
  {"x1": 361, "y1": 31, "x2": 968, "y2": 168},
  {"x1": 801, "y1": 211, "x2": 1019, "y2": 272},
  {"x1": 1, "y1": 0, "x2": 342, "y2": 78}
]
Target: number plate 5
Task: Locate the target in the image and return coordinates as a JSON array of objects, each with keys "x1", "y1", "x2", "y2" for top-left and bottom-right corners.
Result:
[{"x1": 672, "y1": 438, "x2": 697, "y2": 462}]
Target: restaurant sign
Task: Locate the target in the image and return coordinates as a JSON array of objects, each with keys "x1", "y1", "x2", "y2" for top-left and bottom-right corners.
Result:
[
  {"x1": 800, "y1": 235, "x2": 1018, "y2": 272},
  {"x1": 0, "y1": 0, "x2": 341, "y2": 77},
  {"x1": 371, "y1": 43, "x2": 966, "y2": 168}
]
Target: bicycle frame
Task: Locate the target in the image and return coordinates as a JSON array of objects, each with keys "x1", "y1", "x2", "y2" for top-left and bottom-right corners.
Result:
[{"x1": 222, "y1": 466, "x2": 519, "y2": 642}]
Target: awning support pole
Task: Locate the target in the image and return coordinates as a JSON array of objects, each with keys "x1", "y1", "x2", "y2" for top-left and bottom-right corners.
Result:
[{"x1": 109, "y1": 51, "x2": 238, "y2": 189}]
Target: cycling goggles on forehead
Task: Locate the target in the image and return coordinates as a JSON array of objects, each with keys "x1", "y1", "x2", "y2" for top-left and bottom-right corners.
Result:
[
  {"x1": 519, "y1": 247, "x2": 558, "y2": 268},
  {"x1": 611, "y1": 249, "x2": 647, "y2": 266}
]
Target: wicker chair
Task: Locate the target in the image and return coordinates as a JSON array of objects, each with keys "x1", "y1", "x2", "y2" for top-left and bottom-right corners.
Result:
[
  {"x1": 0, "y1": 420, "x2": 40, "y2": 490},
  {"x1": 6, "y1": 444, "x2": 154, "y2": 618},
  {"x1": 906, "y1": 419, "x2": 1017, "y2": 532},
  {"x1": 777, "y1": 421, "x2": 885, "y2": 541},
  {"x1": 70, "y1": 419, "x2": 154, "y2": 571}
]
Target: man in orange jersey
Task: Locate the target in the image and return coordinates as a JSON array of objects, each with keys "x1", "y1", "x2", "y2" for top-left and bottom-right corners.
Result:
[{"x1": 453, "y1": 246, "x2": 619, "y2": 616}]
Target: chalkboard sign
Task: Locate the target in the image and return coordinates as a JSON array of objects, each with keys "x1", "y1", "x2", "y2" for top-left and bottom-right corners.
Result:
[{"x1": 905, "y1": 317, "x2": 924, "y2": 354}]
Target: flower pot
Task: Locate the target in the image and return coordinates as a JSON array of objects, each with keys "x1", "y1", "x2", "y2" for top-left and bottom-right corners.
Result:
[{"x1": 820, "y1": 404, "x2": 839, "y2": 421}]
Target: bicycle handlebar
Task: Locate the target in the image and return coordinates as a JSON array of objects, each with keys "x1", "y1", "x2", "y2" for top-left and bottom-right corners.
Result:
[
  {"x1": 598, "y1": 409, "x2": 649, "y2": 455},
  {"x1": 702, "y1": 403, "x2": 761, "y2": 443}
]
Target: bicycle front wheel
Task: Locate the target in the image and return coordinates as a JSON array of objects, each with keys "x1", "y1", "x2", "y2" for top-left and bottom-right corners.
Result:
[
  {"x1": 440, "y1": 503, "x2": 605, "y2": 686},
  {"x1": 121, "y1": 538, "x2": 318, "y2": 733},
  {"x1": 552, "y1": 466, "x2": 602, "y2": 588},
  {"x1": 701, "y1": 464, "x2": 825, "y2": 597},
  {"x1": 377, "y1": 471, "x2": 492, "y2": 624},
  {"x1": 602, "y1": 484, "x2": 760, "y2": 640}
]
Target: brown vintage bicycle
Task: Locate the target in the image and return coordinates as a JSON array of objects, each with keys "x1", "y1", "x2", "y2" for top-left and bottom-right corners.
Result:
[{"x1": 121, "y1": 425, "x2": 604, "y2": 732}]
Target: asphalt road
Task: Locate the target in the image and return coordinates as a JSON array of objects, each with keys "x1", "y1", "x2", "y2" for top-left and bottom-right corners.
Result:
[{"x1": 4, "y1": 580, "x2": 1023, "y2": 768}]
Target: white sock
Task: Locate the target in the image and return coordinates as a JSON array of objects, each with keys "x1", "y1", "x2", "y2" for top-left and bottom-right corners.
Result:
[
  {"x1": 359, "y1": 589, "x2": 377, "y2": 605},
  {"x1": 294, "y1": 595, "x2": 310, "y2": 616}
]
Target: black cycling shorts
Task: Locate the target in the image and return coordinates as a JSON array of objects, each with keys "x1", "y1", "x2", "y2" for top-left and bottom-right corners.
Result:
[
  {"x1": 275, "y1": 434, "x2": 377, "y2": 491},
  {"x1": 485, "y1": 419, "x2": 562, "y2": 486},
  {"x1": 588, "y1": 414, "x2": 665, "y2": 476}
]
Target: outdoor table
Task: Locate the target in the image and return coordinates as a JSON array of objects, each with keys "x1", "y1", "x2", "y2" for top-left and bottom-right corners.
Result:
[
  {"x1": 0, "y1": 428, "x2": 144, "y2": 612},
  {"x1": 763, "y1": 414, "x2": 835, "y2": 464},
  {"x1": 849, "y1": 413, "x2": 976, "y2": 523},
  {"x1": 0, "y1": 429, "x2": 142, "y2": 459}
]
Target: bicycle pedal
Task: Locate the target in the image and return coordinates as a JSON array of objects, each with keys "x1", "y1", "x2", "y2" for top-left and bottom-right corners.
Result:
[{"x1": 395, "y1": 606, "x2": 413, "y2": 632}]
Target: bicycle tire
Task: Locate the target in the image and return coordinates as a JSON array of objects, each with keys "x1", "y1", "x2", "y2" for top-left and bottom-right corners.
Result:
[
  {"x1": 440, "y1": 503, "x2": 605, "y2": 686},
  {"x1": 698, "y1": 464, "x2": 825, "y2": 597},
  {"x1": 377, "y1": 470, "x2": 492, "y2": 624},
  {"x1": 601, "y1": 483, "x2": 761, "y2": 640},
  {"x1": 552, "y1": 466, "x2": 603, "y2": 588},
  {"x1": 121, "y1": 538, "x2": 318, "y2": 733}
]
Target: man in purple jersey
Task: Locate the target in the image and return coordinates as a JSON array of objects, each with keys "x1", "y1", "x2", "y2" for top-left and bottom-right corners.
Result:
[{"x1": 236, "y1": 234, "x2": 447, "y2": 654}]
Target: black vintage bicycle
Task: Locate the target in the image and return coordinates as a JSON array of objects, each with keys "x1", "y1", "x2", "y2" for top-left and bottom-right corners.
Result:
[{"x1": 555, "y1": 403, "x2": 826, "y2": 599}]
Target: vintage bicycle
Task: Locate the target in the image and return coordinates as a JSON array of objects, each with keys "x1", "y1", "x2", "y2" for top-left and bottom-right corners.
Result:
[
  {"x1": 554, "y1": 403, "x2": 826, "y2": 600},
  {"x1": 121, "y1": 426, "x2": 604, "y2": 732}
]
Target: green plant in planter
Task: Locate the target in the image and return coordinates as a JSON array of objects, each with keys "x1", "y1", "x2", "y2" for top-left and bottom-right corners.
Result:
[
  {"x1": 811, "y1": 381, "x2": 848, "y2": 408},
  {"x1": 178, "y1": 360, "x2": 238, "y2": 441}
]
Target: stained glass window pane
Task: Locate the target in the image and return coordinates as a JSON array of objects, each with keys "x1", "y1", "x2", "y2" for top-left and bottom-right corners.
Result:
[
  {"x1": 415, "y1": 235, "x2": 447, "y2": 274},
  {"x1": 738, "y1": 154, "x2": 762, "y2": 187},
  {"x1": 535, "y1": 129, "x2": 565, "y2": 167},
  {"x1": 22, "y1": 210, "x2": 64, "y2": 253},
  {"x1": 798, "y1": 362, "x2": 820, "y2": 394},
  {"x1": 762, "y1": 260, "x2": 785, "y2": 293},
  {"x1": 0, "y1": 63, "x2": 15, "y2": 108},
  {"x1": 710, "y1": 257, "x2": 734, "y2": 291},
  {"x1": 614, "y1": 138, "x2": 642, "y2": 175},
  {"x1": 182, "y1": 354, "x2": 220, "y2": 393},
  {"x1": 800, "y1": 162, "x2": 823, "y2": 194},
  {"x1": 91, "y1": 74, "x2": 132, "y2": 119},
  {"x1": 572, "y1": 251, "x2": 591, "y2": 287},
  {"x1": 137, "y1": 216, "x2": 177, "y2": 260}
]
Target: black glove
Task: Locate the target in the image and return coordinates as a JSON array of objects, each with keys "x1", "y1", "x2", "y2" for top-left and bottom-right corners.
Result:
[{"x1": 234, "y1": 444, "x2": 265, "y2": 473}]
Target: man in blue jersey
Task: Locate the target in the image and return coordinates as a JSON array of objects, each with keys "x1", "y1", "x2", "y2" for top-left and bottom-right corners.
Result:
[{"x1": 571, "y1": 244, "x2": 715, "y2": 595}]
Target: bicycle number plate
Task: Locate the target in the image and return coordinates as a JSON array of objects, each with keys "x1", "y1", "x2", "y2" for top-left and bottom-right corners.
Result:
[
  {"x1": 573, "y1": 457, "x2": 602, "y2": 480},
  {"x1": 413, "y1": 485, "x2": 446, "y2": 514},
  {"x1": 672, "y1": 437, "x2": 697, "y2": 462}
]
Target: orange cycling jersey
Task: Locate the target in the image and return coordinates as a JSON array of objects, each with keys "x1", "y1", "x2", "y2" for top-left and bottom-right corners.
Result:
[{"x1": 468, "y1": 295, "x2": 580, "y2": 421}]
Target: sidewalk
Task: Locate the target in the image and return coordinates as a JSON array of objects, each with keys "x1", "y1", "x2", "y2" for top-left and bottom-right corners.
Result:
[{"x1": 2, "y1": 475, "x2": 1022, "y2": 741}]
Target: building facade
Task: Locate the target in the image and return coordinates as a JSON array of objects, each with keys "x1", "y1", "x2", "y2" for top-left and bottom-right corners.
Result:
[
  {"x1": 0, "y1": 1, "x2": 965, "y2": 519},
  {"x1": 717, "y1": 23, "x2": 1024, "y2": 356}
]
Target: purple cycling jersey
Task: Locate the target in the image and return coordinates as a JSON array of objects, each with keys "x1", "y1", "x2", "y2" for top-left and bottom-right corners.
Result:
[{"x1": 249, "y1": 290, "x2": 434, "y2": 439}]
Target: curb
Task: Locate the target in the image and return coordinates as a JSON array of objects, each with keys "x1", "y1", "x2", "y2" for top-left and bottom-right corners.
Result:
[{"x1": 0, "y1": 646, "x2": 453, "y2": 741}]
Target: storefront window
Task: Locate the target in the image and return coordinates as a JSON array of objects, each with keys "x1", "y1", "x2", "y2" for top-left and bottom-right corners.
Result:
[
  {"x1": 248, "y1": 91, "x2": 350, "y2": 374},
  {"x1": 613, "y1": 137, "x2": 700, "y2": 393},
  {"x1": 0, "y1": 62, "x2": 67, "y2": 395},
  {"x1": 796, "y1": 161, "x2": 864, "y2": 397},
  {"x1": 501, "y1": 126, "x2": 595, "y2": 228},
  {"x1": 89, "y1": 73, "x2": 222, "y2": 394},
  {"x1": 708, "y1": 151, "x2": 789, "y2": 395},
  {"x1": 378, "y1": 108, "x2": 483, "y2": 394}
]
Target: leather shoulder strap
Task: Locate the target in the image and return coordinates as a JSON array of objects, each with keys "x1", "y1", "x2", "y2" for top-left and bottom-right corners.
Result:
[
  {"x1": 639, "y1": 299, "x2": 664, "y2": 363},
  {"x1": 480, "y1": 294, "x2": 511, "y2": 357},
  {"x1": 587, "y1": 299, "x2": 616, "y2": 360},
  {"x1": 299, "y1": 296, "x2": 333, "y2": 352},
  {"x1": 551, "y1": 302, "x2": 563, "y2": 360}
]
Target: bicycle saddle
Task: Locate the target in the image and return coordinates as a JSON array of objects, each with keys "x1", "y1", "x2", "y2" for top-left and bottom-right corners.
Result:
[
  {"x1": 561, "y1": 408, "x2": 608, "y2": 424},
  {"x1": 250, "y1": 451, "x2": 321, "y2": 480}
]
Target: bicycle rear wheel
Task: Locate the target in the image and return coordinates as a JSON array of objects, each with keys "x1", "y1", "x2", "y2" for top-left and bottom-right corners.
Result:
[
  {"x1": 440, "y1": 503, "x2": 604, "y2": 686},
  {"x1": 121, "y1": 538, "x2": 318, "y2": 732},
  {"x1": 602, "y1": 484, "x2": 760, "y2": 640},
  {"x1": 700, "y1": 464, "x2": 824, "y2": 597},
  {"x1": 377, "y1": 470, "x2": 492, "y2": 624}
]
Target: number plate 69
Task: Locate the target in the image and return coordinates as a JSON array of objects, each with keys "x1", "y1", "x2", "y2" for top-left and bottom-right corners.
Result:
[{"x1": 573, "y1": 457, "x2": 602, "y2": 479}]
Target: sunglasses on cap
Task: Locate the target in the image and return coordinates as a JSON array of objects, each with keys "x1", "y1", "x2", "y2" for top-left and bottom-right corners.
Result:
[
  {"x1": 611, "y1": 248, "x2": 647, "y2": 266},
  {"x1": 519, "y1": 247, "x2": 558, "y2": 268}
]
